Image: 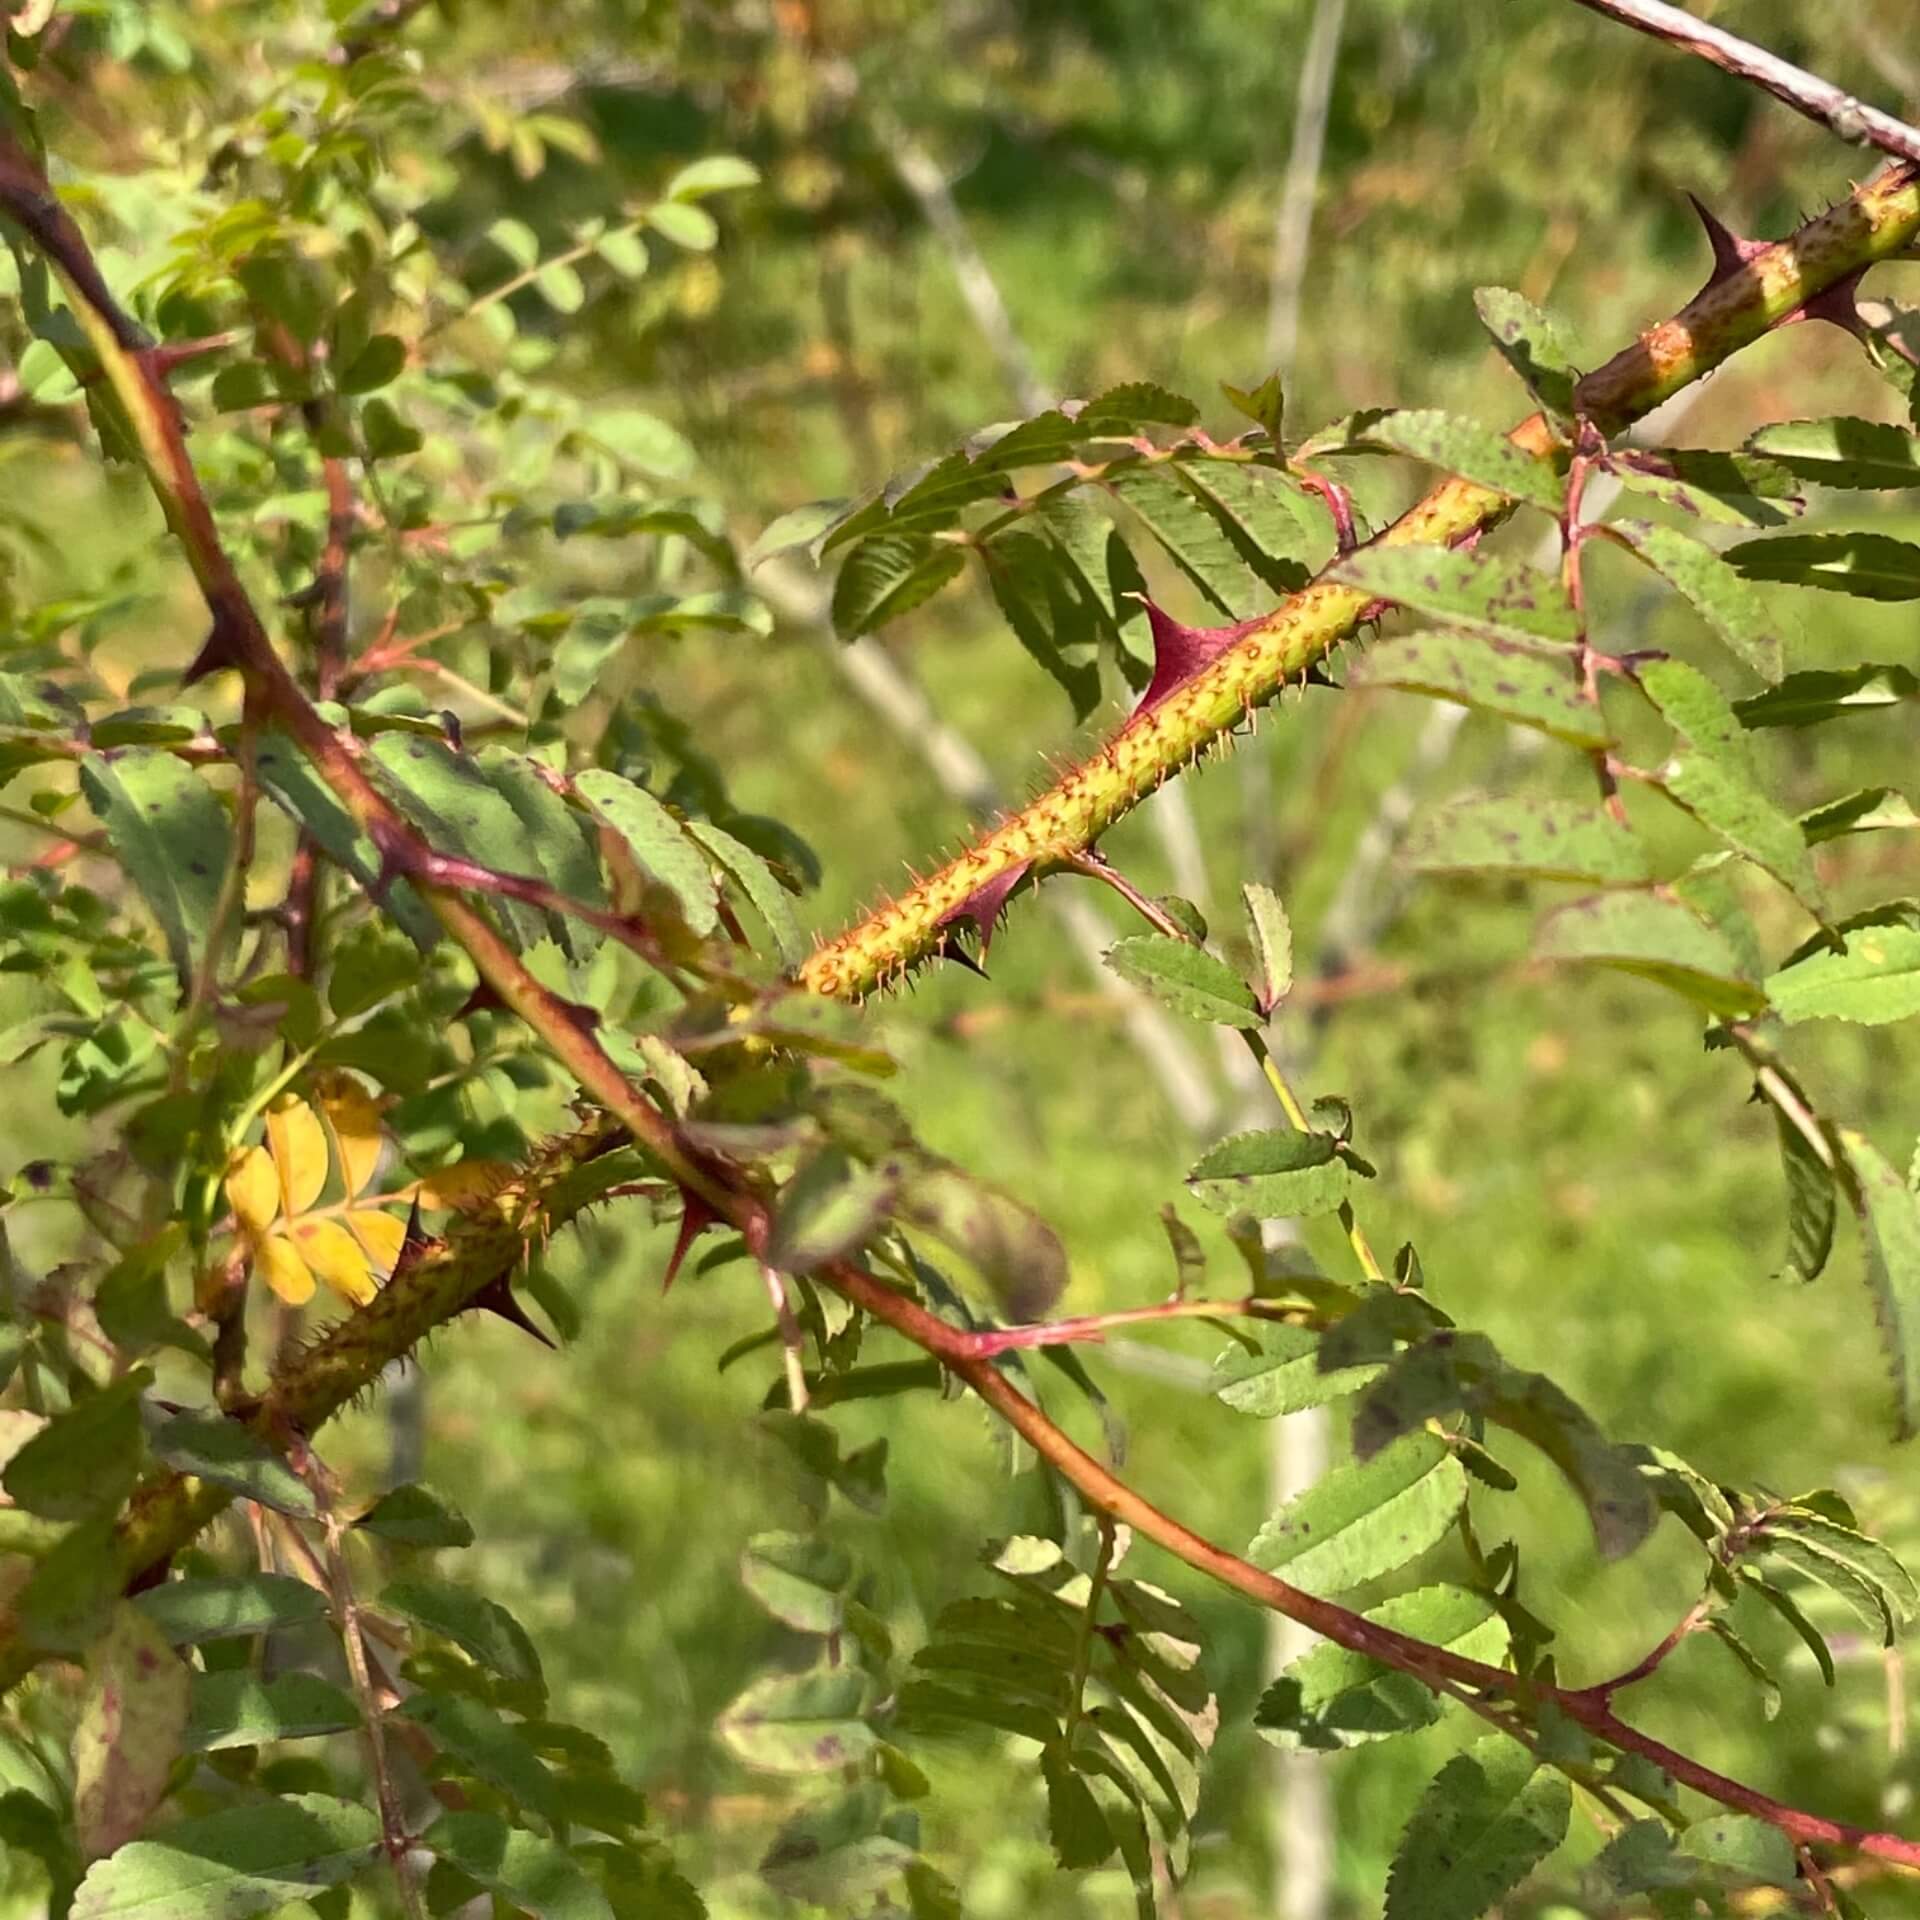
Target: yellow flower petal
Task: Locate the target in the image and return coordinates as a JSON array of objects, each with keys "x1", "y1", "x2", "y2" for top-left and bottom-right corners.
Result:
[
  {"x1": 266, "y1": 1097, "x2": 329, "y2": 1218},
  {"x1": 288, "y1": 1217, "x2": 377, "y2": 1306},
  {"x1": 255, "y1": 1231, "x2": 316, "y2": 1307},
  {"x1": 344, "y1": 1209, "x2": 408, "y2": 1279},
  {"x1": 314, "y1": 1070, "x2": 385, "y2": 1202},
  {"x1": 226, "y1": 1145, "x2": 281, "y2": 1239}
]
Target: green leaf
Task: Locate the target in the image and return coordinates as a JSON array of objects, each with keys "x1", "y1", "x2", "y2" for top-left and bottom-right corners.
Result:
[
  {"x1": 592, "y1": 226, "x2": 648, "y2": 277},
  {"x1": 335, "y1": 333, "x2": 404, "y2": 396},
  {"x1": 1735, "y1": 663, "x2": 1920, "y2": 728},
  {"x1": 741, "y1": 1532, "x2": 852, "y2": 1634},
  {"x1": 573, "y1": 768, "x2": 718, "y2": 936},
  {"x1": 1772, "y1": 1108, "x2": 1836, "y2": 1283},
  {"x1": 79, "y1": 752, "x2": 231, "y2": 978},
  {"x1": 1042, "y1": 1744, "x2": 1115, "y2": 1870},
  {"x1": 478, "y1": 748, "x2": 606, "y2": 962},
  {"x1": 1769, "y1": 917, "x2": 1920, "y2": 1026},
  {"x1": 767, "y1": 1147, "x2": 896, "y2": 1272},
  {"x1": 135, "y1": 1574, "x2": 327, "y2": 1646},
  {"x1": 1257, "y1": 1585, "x2": 1509, "y2": 1751},
  {"x1": 1241, "y1": 883, "x2": 1293, "y2": 1012},
  {"x1": 1639, "y1": 659, "x2": 1820, "y2": 906},
  {"x1": 423, "y1": 1812, "x2": 612, "y2": 1920},
  {"x1": 1345, "y1": 628, "x2": 1605, "y2": 745},
  {"x1": 1329, "y1": 546, "x2": 1576, "y2": 646},
  {"x1": 1473, "y1": 287, "x2": 1580, "y2": 418},
  {"x1": 1533, "y1": 891, "x2": 1762, "y2": 1016},
  {"x1": 184, "y1": 1672, "x2": 358, "y2": 1751},
  {"x1": 716, "y1": 1668, "x2": 875, "y2": 1774},
  {"x1": 1104, "y1": 935, "x2": 1260, "y2": 1027},
  {"x1": 1589, "y1": 1820, "x2": 1691, "y2": 1899},
  {"x1": 1220, "y1": 370, "x2": 1284, "y2": 443},
  {"x1": 1703, "y1": 1616, "x2": 1781, "y2": 1718},
  {"x1": 382, "y1": 1580, "x2": 545, "y2": 1693},
  {"x1": 69, "y1": 1793, "x2": 381, "y2": 1920},
  {"x1": 74, "y1": 1605, "x2": 189, "y2": 1861},
  {"x1": 1106, "y1": 464, "x2": 1256, "y2": 615},
  {"x1": 665, "y1": 155, "x2": 760, "y2": 200},
  {"x1": 1187, "y1": 1129, "x2": 1351, "y2": 1219},
  {"x1": 1760, "y1": 1499, "x2": 1920, "y2": 1629},
  {"x1": 1210, "y1": 1323, "x2": 1384, "y2": 1417},
  {"x1": 397, "y1": 1692, "x2": 559, "y2": 1817},
  {"x1": 645, "y1": 200, "x2": 719, "y2": 251},
  {"x1": 684, "y1": 818, "x2": 806, "y2": 965},
  {"x1": 1726, "y1": 529, "x2": 1920, "y2": 602},
  {"x1": 759, "y1": 1784, "x2": 918, "y2": 1905},
  {"x1": 487, "y1": 218, "x2": 540, "y2": 269},
  {"x1": 1747, "y1": 415, "x2": 1920, "y2": 489},
  {"x1": 830, "y1": 535, "x2": 965, "y2": 638},
  {"x1": 1678, "y1": 1815, "x2": 1796, "y2": 1889},
  {"x1": 1406, "y1": 797, "x2": 1651, "y2": 885},
  {"x1": 1384, "y1": 1736, "x2": 1570, "y2": 1920},
  {"x1": 4, "y1": 1370, "x2": 147, "y2": 1520},
  {"x1": 1077, "y1": 381, "x2": 1200, "y2": 429},
  {"x1": 18, "y1": 1515, "x2": 123, "y2": 1653},
  {"x1": 1246, "y1": 1432, "x2": 1466, "y2": 1595},
  {"x1": 149, "y1": 1412, "x2": 314, "y2": 1518},
  {"x1": 1325, "y1": 407, "x2": 1565, "y2": 511},
  {"x1": 1740, "y1": 1572, "x2": 1836, "y2": 1687},
  {"x1": 355, "y1": 1483, "x2": 474, "y2": 1550},
  {"x1": 1607, "y1": 447, "x2": 1802, "y2": 527},
  {"x1": 893, "y1": 1162, "x2": 1067, "y2": 1321},
  {"x1": 747, "y1": 501, "x2": 847, "y2": 570},
  {"x1": 1801, "y1": 787, "x2": 1920, "y2": 842},
  {"x1": 1179, "y1": 458, "x2": 1319, "y2": 590},
  {"x1": 1604, "y1": 518, "x2": 1781, "y2": 680}
]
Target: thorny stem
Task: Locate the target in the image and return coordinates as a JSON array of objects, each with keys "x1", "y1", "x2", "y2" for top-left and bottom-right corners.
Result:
[{"x1": 2, "y1": 70, "x2": 1918, "y2": 1892}]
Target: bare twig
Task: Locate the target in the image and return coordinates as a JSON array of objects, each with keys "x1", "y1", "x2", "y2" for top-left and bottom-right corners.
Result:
[{"x1": 1567, "y1": 0, "x2": 1920, "y2": 166}]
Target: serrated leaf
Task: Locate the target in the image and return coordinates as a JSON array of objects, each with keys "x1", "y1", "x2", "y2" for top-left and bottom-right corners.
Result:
[
  {"x1": 1474, "y1": 287, "x2": 1579, "y2": 418},
  {"x1": 716, "y1": 1668, "x2": 875, "y2": 1773},
  {"x1": 830, "y1": 535, "x2": 966, "y2": 638},
  {"x1": 1772, "y1": 1109, "x2": 1836, "y2": 1283},
  {"x1": 1106, "y1": 465, "x2": 1254, "y2": 614},
  {"x1": 741, "y1": 1532, "x2": 852, "y2": 1634},
  {"x1": 1768, "y1": 920, "x2": 1920, "y2": 1026},
  {"x1": 69, "y1": 1793, "x2": 380, "y2": 1920},
  {"x1": 478, "y1": 748, "x2": 606, "y2": 961},
  {"x1": 1247, "y1": 1432, "x2": 1465, "y2": 1595},
  {"x1": 1406, "y1": 796, "x2": 1651, "y2": 884},
  {"x1": 149, "y1": 1412, "x2": 314, "y2": 1518},
  {"x1": 423, "y1": 1811, "x2": 612, "y2": 1920},
  {"x1": 1605, "y1": 518, "x2": 1781, "y2": 680},
  {"x1": 79, "y1": 752, "x2": 231, "y2": 979},
  {"x1": 1590, "y1": 1819, "x2": 1690, "y2": 1898},
  {"x1": 684, "y1": 819, "x2": 806, "y2": 965},
  {"x1": 1735, "y1": 662, "x2": 1919, "y2": 728},
  {"x1": 1638, "y1": 659, "x2": 1819, "y2": 906},
  {"x1": 1220, "y1": 371, "x2": 1284, "y2": 443},
  {"x1": 1740, "y1": 1572, "x2": 1836, "y2": 1687},
  {"x1": 355, "y1": 1483, "x2": 473, "y2": 1549},
  {"x1": 1077, "y1": 382, "x2": 1199, "y2": 429},
  {"x1": 1678, "y1": 1815, "x2": 1796, "y2": 1888},
  {"x1": 1346, "y1": 628, "x2": 1605, "y2": 745},
  {"x1": 1187, "y1": 1129, "x2": 1351, "y2": 1218},
  {"x1": 1384, "y1": 1736, "x2": 1570, "y2": 1920},
  {"x1": 383, "y1": 1579, "x2": 544, "y2": 1692},
  {"x1": 573, "y1": 768, "x2": 718, "y2": 936},
  {"x1": 1327, "y1": 407, "x2": 1565, "y2": 511},
  {"x1": 983, "y1": 529, "x2": 1103, "y2": 717},
  {"x1": 1747, "y1": 415, "x2": 1920, "y2": 489},
  {"x1": 1042, "y1": 1743, "x2": 1115, "y2": 1870},
  {"x1": 1210, "y1": 1323, "x2": 1384, "y2": 1416},
  {"x1": 1703, "y1": 1617, "x2": 1781, "y2": 1718},
  {"x1": 1801, "y1": 787, "x2": 1920, "y2": 842},
  {"x1": 184, "y1": 1671, "x2": 358, "y2": 1751},
  {"x1": 1330, "y1": 546, "x2": 1576, "y2": 646},
  {"x1": 398, "y1": 1693, "x2": 558, "y2": 1817},
  {"x1": 1727, "y1": 529, "x2": 1920, "y2": 602},
  {"x1": 748, "y1": 501, "x2": 847, "y2": 570},
  {"x1": 1241, "y1": 883, "x2": 1293, "y2": 1012},
  {"x1": 135, "y1": 1574, "x2": 327, "y2": 1646},
  {"x1": 1760, "y1": 1500, "x2": 1919, "y2": 1627},
  {"x1": 73, "y1": 1605, "x2": 189, "y2": 1861},
  {"x1": 1178, "y1": 459, "x2": 1319, "y2": 590},
  {"x1": 4, "y1": 1370, "x2": 147, "y2": 1520},
  {"x1": 1256, "y1": 1585, "x2": 1508, "y2": 1751},
  {"x1": 1104, "y1": 935, "x2": 1260, "y2": 1027},
  {"x1": 1607, "y1": 447, "x2": 1802, "y2": 527},
  {"x1": 1533, "y1": 891, "x2": 1762, "y2": 1016}
]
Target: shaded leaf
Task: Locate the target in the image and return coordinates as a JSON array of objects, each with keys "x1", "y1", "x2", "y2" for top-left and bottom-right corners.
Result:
[
  {"x1": 1607, "y1": 447, "x2": 1802, "y2": 527},
  {"x1": 767, "y1": 1148, "x2": 895, "y2": 1272},
  {"x1": 1735, "y1": 662, "x2": 1919, "y2": 728},
  {"x1": 1726, "y1": 530, "x2": 1920, "y2": 602},
  {"x1": 1210, "y1": 1323, "x2": 1384, "y2": 1417},
  {"x1": 149, "y1": 1412, "x2": 314, "y2": 1518},
  {"x1": 185, "y1": 1672, "x2": 359, "y2": 1752},
  {"x1": 830, "y1": 535, "x2": 965, "y2": 638},
  {"x1": 1748, "y1": 415, "x2": 1920, "y2": 489},
  {"x1": 355, "y1": 1483, "x2": 473, "y2": 1550},
  {"x1": 4, "y1": 1370, "x2": 147, "y2": 1521},
  {"x1": 1473, "y1": 287, "x2": 1579, "y2": 418},
  {"x1": 684, "y1": 819, "x2": 806, "y2": 966},
  {"x1": 382, "y1": 1580, "x2": 544, "y2": 1693},
  {"x1": 1533, "y1": 891, "x2": 1762, "y2": 1016},
  {"x1": 135, "y1": 1574, "x2": 327, "y2": 1647},
  {"x1": 422, "y1": 1811, "x2": 612, "y2": 1920},
  {"x1": 741, "y1": 1532, "x2": 852, "y2": 1634},
  {"x1": 574, "y1": 769, "x2": 718, "y2": 936},
  {"x1": 1773, "y1": 1108, "x2": 1836, "y2": 1283},
  {"x1": 1678, "y1": 1815, "x2": 1795, "y2": 1889},
  {"x1": 398, "y1": 1693, "x2": 558, "y2": 1817},
  {"x1": 1107, "y1": 465, "x2": 1255, "y2": 616},
  {"x1": 73, "y1": 1605, "x2": 189, "y2": 1861}
]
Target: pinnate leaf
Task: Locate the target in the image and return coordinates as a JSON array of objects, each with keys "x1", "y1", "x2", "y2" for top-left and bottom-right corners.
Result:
[
  {"x1": 1246, "y1": 1432, "x2": 1465, "y2": 1595},
  {"x1": 1384, "y1": 1736, "x2": 1569, "y2": 1920},
  {"x1": 573, "y1": 769, "x2": 718, "y2": 936},
  {"x1": 1323, "y1": 407, "x2": 1564, "y2": 511},
  {"x1": 423, "y1": 1811, "x2": 612, "y2": 1920},
  {"x1": 1726, "y1": 529, "x2": 1920, "y2": 602},
  {"x1": 383, "y1": 1580, "x2": 545, "y2": 1693},
  {"x1": 830, "y1": 535, "x2": 965, "y2": 638},
  {"x1": 1105, "y1": 935, "x2": 1260, "y2": 1027},
  {"x1": 1747, "y1": 415, "x2": 1920, "y2": 489},
  {"x1": 1211, "y1": 1323, "x2": 1383, "y2": 1417}
]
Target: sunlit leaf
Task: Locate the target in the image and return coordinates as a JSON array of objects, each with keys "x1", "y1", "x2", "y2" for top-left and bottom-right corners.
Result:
[
  {"x1": 1105, "y1": 935, "x2": 1260, "y2": 1027},
  {"x1": 1534, "y1": 891, "x2": 1762, "y2": 1015},
  {"x1": 1187, "y1": 1129, "x2": 1351, "y2": 1219},
  {"x1": 1345, "y1": 628, "x2": 1604, "y2": 745},
  {"x1": 1474, "y1": 287, "x2": 1580, "y2": 418},
  {"x1": 1330, "y1": 546, "x2": 1576, "y2": 646},
  {"x1": 73, "y1": 1605, "x2": 188, "y2": 1862},
  {"x1": 1406, "y1": 797, "x2": 1650, "y2": 885},
  {"x1": 1603, "y1": 519, "x2": 1781, "y2": 680}
]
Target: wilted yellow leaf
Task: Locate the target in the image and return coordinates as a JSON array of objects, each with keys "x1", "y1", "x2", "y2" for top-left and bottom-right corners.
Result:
[
  {"x1": 255, "y1": 1232, "x2": 315, "y2": 1307},
  {"x1": 226, "y1": 1145, "x2": 281, "y2": 1237},
  {"x1": 314, "y1": 1071, "x2": 384, "y2": 1201},
  {"x1": 288, "y1": 1217, "x2": 378, "y2": 1306},
  {"x1": 265, "y1": 1098, "x2": 328, "y2": 1218},
  {"x1": 345, "y1": 1210, "x2": 408, "y2": 1277}
]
